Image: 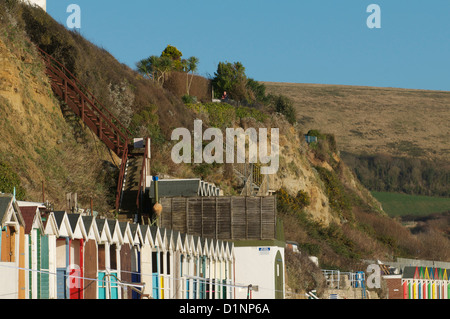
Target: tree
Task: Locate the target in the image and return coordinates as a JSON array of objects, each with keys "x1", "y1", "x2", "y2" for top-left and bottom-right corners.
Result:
[
  {"x1": 184, "y1": 56, "x2": 199, "y2": 96},
  {"x1": 270, "y1": 94, "x2": 297, "y2": 124},
  {"x1": 136, "y1": 55, "x2": 173, "y2": 85},
  {"x1": 212, "y1": 61, "x2": 249, "y2": 102},
  {"x1": 161, "y1": 44, "x2": 183, "y2": 71}
]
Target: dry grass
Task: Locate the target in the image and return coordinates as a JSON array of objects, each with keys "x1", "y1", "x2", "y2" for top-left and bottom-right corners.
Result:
[{"x1": 264, "y1": 82, "x2": 450, "y2": 162}]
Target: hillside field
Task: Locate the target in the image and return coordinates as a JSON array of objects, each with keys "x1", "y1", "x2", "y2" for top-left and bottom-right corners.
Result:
[
  {"x1": 372, "y1": 191, "x2": 450, "y2": 217},
  {"x1": 264, "y1": 82, "x2": 450, "y2": 162}
]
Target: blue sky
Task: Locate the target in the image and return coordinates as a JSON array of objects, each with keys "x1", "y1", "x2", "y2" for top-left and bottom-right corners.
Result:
[{"x1": 47, "y1": 1, "x2": 450, "y2": 91}]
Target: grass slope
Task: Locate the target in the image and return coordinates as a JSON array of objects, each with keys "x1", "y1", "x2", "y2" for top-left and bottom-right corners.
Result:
[
  {"x1": 372, "y1": 192, "x2": 450, "y2": 217},
  {"x1": 264, "y1": 82, "x2": 450, "y2": 162}
]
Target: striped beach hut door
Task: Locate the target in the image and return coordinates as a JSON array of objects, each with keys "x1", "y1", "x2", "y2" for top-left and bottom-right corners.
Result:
[
  {"x1": 56, "y1": 268, "x2": 67, "y2": 299},
  {"x1": 56, "y1": 238, "x2": 70, "y2": 299},
  {"x1": 40, "y1": 234, "x2": 50, "y2": 299}
]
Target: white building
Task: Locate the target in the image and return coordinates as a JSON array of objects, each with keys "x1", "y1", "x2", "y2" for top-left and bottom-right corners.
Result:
[
  {"x1": 233, "y1": 241, "x2": 285, "y2": 299},
  {"x1": 23, "y1": 0, "x2": 46, "y2": 12}
]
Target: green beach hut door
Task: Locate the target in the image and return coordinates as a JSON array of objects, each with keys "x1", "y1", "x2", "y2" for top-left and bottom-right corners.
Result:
[
  {"x1": 40, "y1": 234, "x2": 50, "y2": 299},
  {"x1": 275, "y1": 251, "x2": 284, "y2": 299}
]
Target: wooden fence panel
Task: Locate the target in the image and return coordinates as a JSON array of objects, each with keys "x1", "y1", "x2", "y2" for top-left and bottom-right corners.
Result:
[{"x1": 159, "y1": 196, "x2": 277, "y2": 240}]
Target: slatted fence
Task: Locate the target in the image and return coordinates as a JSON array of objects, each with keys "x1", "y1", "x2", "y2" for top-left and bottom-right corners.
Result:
[{"x1": 159, "y1": 196, "x2": 277, "y2": 240}]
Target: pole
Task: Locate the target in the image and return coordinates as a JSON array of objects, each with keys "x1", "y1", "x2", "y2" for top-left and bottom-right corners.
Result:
[{"x1": 42, "y1": 181, "x2": 45, "y2": 203}]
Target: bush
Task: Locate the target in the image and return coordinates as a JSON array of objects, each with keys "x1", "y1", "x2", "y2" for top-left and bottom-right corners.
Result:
[
  {"x1": 276, "y1": 188, "x2": 311, "y2": 214},
  {"x1": 315, "y1": 166, "x2": 353, "y2": 222},
  {"x1": 0, "y1": 161, "x2": 26, "y2": 200},
  {"x1": 270, "y1": 94, "x2": 296, "y2": 124},
  {"x1": 181, "y1": 94, "x2": 197, "y2": 104}
]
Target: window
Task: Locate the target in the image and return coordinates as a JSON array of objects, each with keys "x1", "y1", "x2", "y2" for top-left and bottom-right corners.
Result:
[
  {"x1": 98, "y1": 244, "x2": 105, "y2": 270},
  {"x1": 110, "y1": 244, "x2": 117, "y2": 270},
  {"x1": 1, "y1": 226, "x2": 15, "y2": 262},
  {"x1": 166, "y1": 253, "x2": 171, "y2": 275},
  {"x1": 152, "y1": 251, "x2": 158, "y2": 273}
]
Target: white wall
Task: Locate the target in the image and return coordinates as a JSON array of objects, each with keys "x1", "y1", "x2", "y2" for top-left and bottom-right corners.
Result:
[{"x1": 233, "y1": 245, "x2": 285, "y2": 299}]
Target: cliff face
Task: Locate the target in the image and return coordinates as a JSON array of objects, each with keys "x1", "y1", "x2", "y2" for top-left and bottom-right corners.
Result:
[
  {"x1": 0, "y1": 32, "x2": 115, "y2": 213},
  {"x1": 254, "y1": 115, "x2": 384, "y2": 227}
]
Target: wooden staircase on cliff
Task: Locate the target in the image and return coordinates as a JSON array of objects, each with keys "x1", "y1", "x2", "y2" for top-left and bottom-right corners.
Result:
[{"x1": 36, "y1": 47, "x2": 146, "y2": 216}]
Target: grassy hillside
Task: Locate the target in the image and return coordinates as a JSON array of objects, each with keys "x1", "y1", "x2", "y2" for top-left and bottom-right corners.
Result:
[
  {"x1": 372, "y1": 192, "x2": 450, "y2": 217},
  {"x1": 0, "y1": 16, "x2": 116, "y2": 213},
  {"x1": 264, "y1": 82, "x2": 450, "y2": 198},
  {"x1": 2, "y1": 2, "x2": 450, "y2": 298},
  {"x1": 264, "y1": 82, "x2": 450, "y2": 161}
]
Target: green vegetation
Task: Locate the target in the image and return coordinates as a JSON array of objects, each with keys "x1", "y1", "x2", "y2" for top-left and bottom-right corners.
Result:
[
  {"x1": 372, "y1": 192, "x2": 450, "y2": 217},
  {"x1": 270, "y1": 94, "x2": 296, "y2": 125},
  {"x1": 315, "y1": 166, "x2": 353, "y2": 222},
  {"x1": 210, "y1": 61, "x2": 296, "y2": 125},
  {"x1": 137, "y1": 44, "x2": 199, "y2": 94},
  {"x1": 212, "y1": 61, "x2": 250, "y2": 103},
  {"x1": 186, "y1": 102, "x2": 268, "y2": 128},
  {"x1": 342, "y1": 152, "x2": 450, "y2": 197},
  {"x1": 276, "y1": 188, "x2": 364, "y2": 269},
  {"x1": 0, "y1": 161, "x2": 26, "y2": 200}
]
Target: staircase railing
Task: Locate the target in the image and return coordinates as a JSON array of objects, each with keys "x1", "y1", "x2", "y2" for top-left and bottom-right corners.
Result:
[
  {"x1": 115, "y1": 144, "x2": 129, "y2": 212},
  {"x1": 136, "y1": 138, "x2": 151, "y2": 210},
  {"x1": 36, "y1": 47, "x2": 133, "y2": 213},
  {"x1": 36, "y1": 47, "x2": 131, "y2": 157}
]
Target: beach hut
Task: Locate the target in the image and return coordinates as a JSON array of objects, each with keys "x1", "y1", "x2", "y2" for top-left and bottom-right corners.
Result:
[
  {"x1": 41, "y1": 211, "x2": 59, "y2": 299},
  {"x1": 149, "y1": 226, "x2": 164, "y2": 299},
  {"x1": 224, "y1": 241, "x2": 235, "y2": 299},
  {"x1": 139, "y1": 225, "x2": 154, "y2": 298},
  {"x1": 20, "y1": 206, "x2": 47, "y2": 299},
  {"x1": 0, "y1": 194, "x2": 26, "y2": 299},
  {"x1": 81, "y1": 216, "x2": 100, "y2": 299},
  {"x1": 53, "y1": 211, "x2": 74, "y2": 299},
  {"x1": 96, "y1": 219, "x2": 112, "y2": 299},
  {"x1": 129, "y1": 223, "x2": 145, "y2": 299},
  {"x1": 66, "y1": 213, "x2": 87, "y2": 299},
  {"x1": 177, "y1": 233, "x2": 190, "y2": 299},
  {"x1": 119, "y1": 221, "x2": 134, "y2": 299},
  {"x1": 182, "y1": 234, "x2": 197, "y2": 299},
  {"x1": 104, "y1": 219, "x2": 123, "y2": 299},
  {"x1": 198, "y1": 237, "x2": 209, "y2": 299}
]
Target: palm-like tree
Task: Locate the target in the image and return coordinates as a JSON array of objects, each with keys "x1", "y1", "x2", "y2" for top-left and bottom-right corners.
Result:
[{"x1": 186, "y1": 56, "x2": 199, "y2": 96}]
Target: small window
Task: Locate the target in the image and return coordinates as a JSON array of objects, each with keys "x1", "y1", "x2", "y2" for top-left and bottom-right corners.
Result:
[
  {"x1": 152, "y1": 252, "x2": 158, "y2": 273},
  {"x1": 166, "y1": 253, "x2": 171, "y2": 275},
  {"x1": 98, "y1": 244, "x2": 106, "y2": 270},
  {"x1": 110, "y1": 244, "x2": 117, "y2": 270},
  {"x1": 1, "y1": 226, "x2": 15, "y2": 262}
]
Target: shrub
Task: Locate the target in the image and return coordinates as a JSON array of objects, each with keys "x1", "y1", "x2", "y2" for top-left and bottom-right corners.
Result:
[
  {"x1": 276, "y1": 188, "x2": 311, "y2": 214},
  {"x1": 181, "y1": 94, "x2": 197, "y2": 104},
  {"x1": 270, "y1": 94, "x2": 296, "y2": 124},
  {"x1": 0, "y1": 161, "x2": 26, "y2": 200},
  {"x1": 314, "y1": 166, "x2": 353, "y2": 222}
]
